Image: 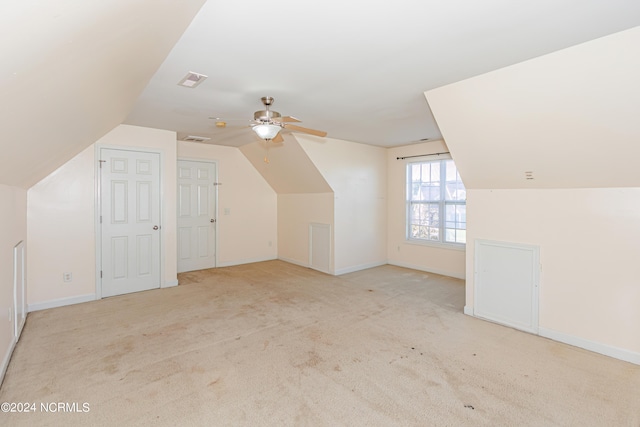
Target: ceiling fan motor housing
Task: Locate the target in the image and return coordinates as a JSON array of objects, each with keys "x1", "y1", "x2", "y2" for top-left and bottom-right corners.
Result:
[{"x1": 254, "y1": 109, "x2": 281, "y2": 122}]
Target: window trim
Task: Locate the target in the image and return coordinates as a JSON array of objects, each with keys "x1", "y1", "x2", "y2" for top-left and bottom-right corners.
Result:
[{"x1": 405, "y1": 157, "x2": 466, "y2": 248}]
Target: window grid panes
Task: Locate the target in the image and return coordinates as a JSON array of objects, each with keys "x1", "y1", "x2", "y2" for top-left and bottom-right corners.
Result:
[{"x1": 407, "y1": 159, "x2": 466, "y2": 245}]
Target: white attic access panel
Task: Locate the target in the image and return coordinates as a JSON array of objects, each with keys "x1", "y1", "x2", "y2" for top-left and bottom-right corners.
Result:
[{"x1": 474, "y1": 240, "x2": 539, "y2": 334}]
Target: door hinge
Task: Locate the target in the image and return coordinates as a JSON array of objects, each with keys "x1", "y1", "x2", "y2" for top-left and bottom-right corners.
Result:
[
  {"x1": 100, "y1": 271, "x2": 103, "y2": 278},
  {"x1": 100, "y1": 215, "x2": 102, "y2": 223}
]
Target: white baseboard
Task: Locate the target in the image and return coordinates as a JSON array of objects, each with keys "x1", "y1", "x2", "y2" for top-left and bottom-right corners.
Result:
[
  {"x1": 277, "y1": 257, "x2": 309, "y2": 269},
  {"x1": 278, "y1": 258, "x2": 387, "y2": 276},
  {"x1": 28, "y1": 294, "x2": 96, "y2": 312},
  {"x1": 539, "y1": 327, "x2": 640, "y2": 366},
  {"x1": 217, "y1": 255, "x2": 277, "y2": 268},
  {"x1": 279, "y1": 258, "x2": 462, "y2": 278},
  {"x1": 387, "y1": 260, "x2": 466, "y2": 280},
  {"x1": 278, "y1": 257, "x2": 335, "y2": 275},
  {"x1": 334, "y1": 261, "x2": 387, "y2": 276},
  {"x1": 163, "y1": 279, "x2": 179, "y2": 288},
  {"x1": 465, "y1": 309, "x2": 639, "y2": 365},
  {"x1": 0, "y1": 336, "x2": 17, "y2": 388}
]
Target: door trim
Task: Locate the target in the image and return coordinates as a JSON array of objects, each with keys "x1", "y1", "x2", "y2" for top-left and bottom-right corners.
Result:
[
  {"x1": 95, "y1": 144, "x2": 165, "y2": 299},
  {"x1": 177, "y1": 158, "x2": 219, "y2": 272},
  {"x1": 13, "y1": 240, "x2": 25, "y2": 339}
]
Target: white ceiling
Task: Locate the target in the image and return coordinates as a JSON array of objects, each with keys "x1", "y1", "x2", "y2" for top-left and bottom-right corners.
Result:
[{"x1": 124, "y1": 0, "x2": 640, "y2": 148}]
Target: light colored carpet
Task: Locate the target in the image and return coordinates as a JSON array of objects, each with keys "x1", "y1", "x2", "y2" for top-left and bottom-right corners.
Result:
[{"x1": 1, "y1": 261, "x2": 638, "y2": 426}]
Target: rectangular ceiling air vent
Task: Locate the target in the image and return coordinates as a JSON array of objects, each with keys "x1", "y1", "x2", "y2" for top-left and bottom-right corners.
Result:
[
  {"x1": 183, "y1": 135, "x2": 211, "y2": 143},
  {"x1": 178, "y1": 71, "x2": 208, "y2": 88}
]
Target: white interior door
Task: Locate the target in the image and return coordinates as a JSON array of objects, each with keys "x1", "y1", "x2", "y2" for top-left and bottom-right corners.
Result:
[
  {"x1": 100, "y1": 148, "x2": 161, "y2": 297},
  {"x1": 177, "y1": 160, "x2": 216, "y2": 273},
  {"x1": 474, "y1": 240, "x2": 539, "y2": 333}
]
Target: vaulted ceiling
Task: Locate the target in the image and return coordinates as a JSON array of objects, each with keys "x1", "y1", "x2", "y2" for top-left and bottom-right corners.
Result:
[
  {"x1": 427, "y1": 27, "x2": 640, "y2": 189},
  {"x1": 123, "y1": 1, "x2": 640, "y2": 148},
  {"x1": 1, "y1": 1, "x2": 639, "y2": 189},
  {"x1": 0, "y1": 0, "x2": 206, "y2": 188}
]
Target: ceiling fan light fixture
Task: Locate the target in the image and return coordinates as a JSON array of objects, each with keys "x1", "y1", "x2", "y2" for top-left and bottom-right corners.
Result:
[{"x1": 253, "y1": 124, "x2": 281, "y2": 140}]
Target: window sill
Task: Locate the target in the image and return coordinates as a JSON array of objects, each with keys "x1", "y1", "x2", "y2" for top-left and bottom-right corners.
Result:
[{"x1": 405, "y1": 239, "x2": 466, "y2": 252}]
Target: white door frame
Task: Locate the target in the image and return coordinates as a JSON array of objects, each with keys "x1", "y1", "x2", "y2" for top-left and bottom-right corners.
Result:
[
  {"x1": 95, "y1": 144, "x2": 165, "y2": 299},
  {"x1": 13, "y1": 240, "x2": 26, "y2": 339},
  {"x1": 177, "y1": 157, "x2": 219, "y2": 272}
]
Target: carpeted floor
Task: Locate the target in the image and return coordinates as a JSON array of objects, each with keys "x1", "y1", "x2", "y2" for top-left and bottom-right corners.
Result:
[{"x1": 1, "y1": 261, "x2": 639, "y2": 426}]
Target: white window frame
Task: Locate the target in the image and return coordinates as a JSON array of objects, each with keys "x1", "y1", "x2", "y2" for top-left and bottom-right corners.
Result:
[{"x1": 406, "y1": 157, "x2": 466, "y2": 250}]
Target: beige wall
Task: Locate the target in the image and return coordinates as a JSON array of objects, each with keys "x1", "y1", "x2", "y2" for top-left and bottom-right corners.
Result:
[
  {"x1": 239, "y1": 139, "x2": 331, "y2": 194},
  {"x1": 467, "y1": 188, "x2": 640, "y2": 357},
  {"x1": 177, "y1": 141, "x2": 278, "y2": 266},
  {"x1": 386, "y1": 140, "x2": 466, "y2": 279},
  {"x1": 278, "y1": 193, "x2": 334, "y2": 269},
  {"x1": 424, "y1": 27, "x2": 640, "y2": 363},
  {"x1": 426, "y1": 27, "x2": 640, "y2": 190},
  {"x1": 298, "y1": 136, "x2": 387, "y2": 274},
  {"x1": 0, "y1": 185, "x2": 27, "y2": 378},
  {"x1": 27, "y1": 126, "x2": 280, "y2": 310},
  {"x1": 27, "y1": 145, "x2": 96, "y2": 305},
  {"x1": 27, "y1": 125, "x2": 178, "y2": 309}
]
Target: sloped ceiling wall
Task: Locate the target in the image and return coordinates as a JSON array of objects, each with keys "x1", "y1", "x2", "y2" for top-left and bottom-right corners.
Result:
[
  {"x1": 425, "y1": 27, "x2": 640, "y2": 189},
  {"x1": 0, "y1": 0, "x2": 205, "y2": 188},
  {"x1": 239, "y1": 136, "x2": 332, "y2": 194}
]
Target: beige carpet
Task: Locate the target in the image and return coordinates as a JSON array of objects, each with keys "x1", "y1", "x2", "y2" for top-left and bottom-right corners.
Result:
[{"x1": 1, "y1": 261, "x2": 638, "y2": 426}]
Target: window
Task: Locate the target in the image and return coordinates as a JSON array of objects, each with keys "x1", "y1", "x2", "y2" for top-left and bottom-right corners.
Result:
[{"x1": 407, "y1": 159, "x2": 466, "y2": 245}]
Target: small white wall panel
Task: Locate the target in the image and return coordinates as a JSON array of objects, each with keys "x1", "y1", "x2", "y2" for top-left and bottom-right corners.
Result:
[
  {"x1": 474, "y1": 240, "x2": 539, "y2": 333},
  {"x1": 310, "y1": 223, "x2": 331, "y2": 274}
]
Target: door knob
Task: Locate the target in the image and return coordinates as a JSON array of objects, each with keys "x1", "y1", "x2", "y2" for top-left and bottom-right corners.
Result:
[{"x1": 153, "y1": 225, "x2": 159, "y2": 230}]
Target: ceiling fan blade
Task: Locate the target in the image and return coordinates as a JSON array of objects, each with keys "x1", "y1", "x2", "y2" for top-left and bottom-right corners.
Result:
[
  {"x1": 284, "y1": 124, "x2": 327, "y2": 137},
  {"x1": 276, "y1": 116, "x2": 301, "y2": 123},
  {"x1": 272, "y1": 133, "x2": 284, "y2": 143}
]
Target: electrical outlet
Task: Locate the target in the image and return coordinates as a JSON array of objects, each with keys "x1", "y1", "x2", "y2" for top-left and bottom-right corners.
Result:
[{"x1": 63, "y1": 272, "x2": 73, "y2": 282}]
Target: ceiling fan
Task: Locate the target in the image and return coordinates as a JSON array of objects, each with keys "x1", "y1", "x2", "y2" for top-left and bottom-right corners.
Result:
[{"x1": 250, "y1": 96, "x2": 327, "y2": 143}]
